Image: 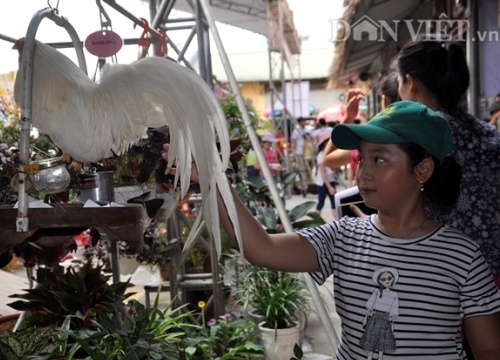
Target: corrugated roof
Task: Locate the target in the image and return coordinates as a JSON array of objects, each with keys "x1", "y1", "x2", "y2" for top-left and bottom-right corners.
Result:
[
  {"x1": 167, "y1": 0, "x2": 301, "y2": 54},
  {"x1": 327, "y1": 0, "x2": 432, "y2": 88}
]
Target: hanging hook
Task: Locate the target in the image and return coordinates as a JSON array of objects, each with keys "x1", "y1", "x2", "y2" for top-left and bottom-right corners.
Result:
[
  {"x1": 96, "y1": 0, "x2": 112, "y2": 31},
  {"x1": 155, "y1": 29, "x2": 167, "y2": 57},
  {"x1": 134, "y1": 17, "x2": 150, "y2": 47},
  {"x1": 47, "y1": 0, "x2": 60, "y2": 14},
  {"x1": 134, "y1": 17, "x2": 151, "y2": 58}
]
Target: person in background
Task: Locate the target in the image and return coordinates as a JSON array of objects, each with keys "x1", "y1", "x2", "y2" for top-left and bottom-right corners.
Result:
[
  {"x1": 324, "y1": 74, "x2": 401, "y2": 187},
  {"x1": 397, "y1": 39, "x2": 500, "y2": 359},
  {"x1": 244, "y1": 146, "x2": 259, "y2": 180},
  {"x1": 314, "y1": 129, "x2": 337, "y2": 219},
  {"x1": 311, "y1": 118, "x2": 331, "y2": 142},
  {"x1": 254, "y1": 134, "x2": 282, "y2": 183},
  {"x1": 291, "y1": 117, "x2": 312, "y2": 196},
  {"x1": 378, "y1": 71, "x2": 401, "y2": 108},
  {"x1": 274, "y1": 127, "x2": 287, "y2": 159},
  {"x1": 488, "y1": 99, "x2": 500, "y2": 132},
  {"x1": 322, "y1": 90, "x2": 364, "y2": 170},
  {"x1": 348, "y1": 119, "x2": 361, "y2": 187},
  {"x1": 397, "y1": 39, "x2": 500, "y2": 281},
  {"x1": 347, "y1": 73, "x2": 401, "y2": 188},
  {"x1": 164, "y1": 101, "x2": 500, "y2": 359}
]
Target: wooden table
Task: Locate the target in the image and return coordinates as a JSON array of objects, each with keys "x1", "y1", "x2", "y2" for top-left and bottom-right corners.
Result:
[{"x1": 0, "y1": 203, "x2": 150, "y2": 282}]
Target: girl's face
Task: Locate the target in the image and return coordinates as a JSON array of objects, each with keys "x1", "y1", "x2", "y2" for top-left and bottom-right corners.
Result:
[
  {"x1": 357, "y1": 141, "x2": 419, "y2": 212},
  {"x1": 262, "y1": 141, "x2": 272, "y2": 149}
]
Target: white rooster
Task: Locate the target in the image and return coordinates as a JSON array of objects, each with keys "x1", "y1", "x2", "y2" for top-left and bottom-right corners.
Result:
[{"x1": 13, "y1": 39, "x2": 241, "y2": 257}]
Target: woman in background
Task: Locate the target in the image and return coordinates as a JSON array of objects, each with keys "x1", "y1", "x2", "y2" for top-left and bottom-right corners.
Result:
[
  {"x1": 254, "y1": 134, "x2": 282, "y2": 183},
  {"x1": 397, "y1": 39, "x2": 500, "y2": 282},
  {"x1": 397, "y1": 39, "x2": 500, "y2": 359},
  {"x1": 314, "y1": 130, "x2": 337, "y2": 219}
]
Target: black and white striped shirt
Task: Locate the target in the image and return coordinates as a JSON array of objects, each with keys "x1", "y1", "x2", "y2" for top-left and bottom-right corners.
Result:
[{"x1": 298, "y1": 215, "x2": 500, "y2": 359}]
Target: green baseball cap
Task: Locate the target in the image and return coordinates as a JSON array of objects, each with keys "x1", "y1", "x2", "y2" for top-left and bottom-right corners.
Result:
[{"x1": 331, "y1": 101, "x2": 452, "y2": 163}]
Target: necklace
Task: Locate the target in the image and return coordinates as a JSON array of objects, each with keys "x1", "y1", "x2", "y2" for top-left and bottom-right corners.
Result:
[{"x1": 376, "y1": 215, "x2": 428, "y2": 238}]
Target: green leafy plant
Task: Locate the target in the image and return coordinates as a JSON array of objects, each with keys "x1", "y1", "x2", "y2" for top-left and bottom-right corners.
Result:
[
  {"x1": 8, "y1": 260, "x2": 133, "y2": 329},
  {"x1": 61, "y1": 296, "x2": 197, "y2": 359},
  {"x1": 183, "y1": 312, "x2": 264, "y2": 359},
  {"x1": 0, "y1": 325, "x2": 60, "y2": 359},
  {"x1": 238, "y1": 266, "x2": 309, "y2": 330},
  {"x1": 236, "y1": 172, "x2": 325, "y2": 233},
  {"x1": 290, "y1": 343, "x2": 304, "y2": 360},
  {"x1": 2, "y1": 262, "x2": 199, "y2": 359}
]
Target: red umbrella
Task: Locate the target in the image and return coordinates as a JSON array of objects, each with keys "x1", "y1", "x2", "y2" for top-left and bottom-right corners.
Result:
[{"x1": 316, "y1": 102, "x2": 347, "y2": 122}]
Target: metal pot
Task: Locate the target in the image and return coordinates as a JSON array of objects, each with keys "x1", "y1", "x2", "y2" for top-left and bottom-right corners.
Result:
[
  {"x1": 78, "y1": 171, "x2": 115, "y2": 203},
  {"x1": 31, "y1": 157, "x2": 71, "y2": 194}
]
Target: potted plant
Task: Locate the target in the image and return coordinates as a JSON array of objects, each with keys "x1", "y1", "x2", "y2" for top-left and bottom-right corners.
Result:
[{"x1": 234, "y1": 263, "x2": 309, "y2": 360}]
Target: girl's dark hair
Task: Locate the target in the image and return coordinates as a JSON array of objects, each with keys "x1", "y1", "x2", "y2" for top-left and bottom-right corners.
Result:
[
  {"x1": 377, "y1": 72, "x2": 401, "y2": 104},
  {"x1": 397, "y1": 40, "x2": 469, "y2": 111},
  {"x1": 318, "y1": 140, "x2": 328, "y2": 152},
  {"x1": 317, "y1": 118, "x2": 327, "y2": 128},
  {"x1": 397, "y1": 143, "x2": 462, "y2": 214}
]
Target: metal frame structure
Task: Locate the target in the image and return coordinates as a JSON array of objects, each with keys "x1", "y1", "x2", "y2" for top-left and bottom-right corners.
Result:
[{"x1": 265, "y1": 0, "x2": 303, "y2": 173}]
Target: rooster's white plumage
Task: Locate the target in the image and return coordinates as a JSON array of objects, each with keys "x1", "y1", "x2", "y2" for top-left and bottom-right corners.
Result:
[{"x1": 14, "y1": 40, "x2": 241, "y2": 257}]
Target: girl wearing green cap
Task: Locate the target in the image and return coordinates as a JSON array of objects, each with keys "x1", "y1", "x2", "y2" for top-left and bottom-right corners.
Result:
[{"x1": 162, "y1": 100, "x2": 500, "y2": 359}]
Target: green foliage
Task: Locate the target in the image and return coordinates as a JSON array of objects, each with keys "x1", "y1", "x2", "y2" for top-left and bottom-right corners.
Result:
[
  {"x1": 235, "y1": 172, "x2": 325, "y2": 233},
  {"x1": 60, "y1": 299, "x2": 196, "y2": 359},
  {"x1": 2, "y1": 264, "x2": 198, "y2": 359},
  {"x1": 218, "y1": 94, "x2": 259, "y2": 145},
  {"x1": 183, "y1": 312, "x2": 264, "y2": 359},
  {"x1": 237, "y1": 266, "x2": 309, "y2": 330},
  {"x1": 8, "y1": 261, "x2": 133, "y2": 329},
  {"x1": 218, "y1": 92, "x2": 262, "y2": 180},
  {"x1": 290, "y1": 343, "x2": 304, "y2": 360},
  {"x1": 237, "y1": 172, "x2": 298, "y2": 208},
  {"x1": 0, "y1": 326, "x2": 60, "y2": 359}
]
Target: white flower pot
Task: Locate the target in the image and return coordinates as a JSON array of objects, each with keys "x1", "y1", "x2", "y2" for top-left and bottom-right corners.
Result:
[{"x1": 258, "y1": 322, "x2": 300, "y2": 360}]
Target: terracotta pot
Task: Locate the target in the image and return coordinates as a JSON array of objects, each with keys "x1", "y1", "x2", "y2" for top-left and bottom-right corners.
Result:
[
  {"x1": 0, "y1": 313, "x2": 21, "y2": 335},
  {"x1": 159, "y1": 262, "x2": 169, "y2": 281}
]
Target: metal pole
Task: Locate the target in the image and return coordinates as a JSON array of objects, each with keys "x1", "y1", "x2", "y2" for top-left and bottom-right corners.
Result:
[
  {"x1": 17, "y1": 8, "x2": 86, "y2": 233},
  {"x1": 198, "y1": 0, "x2": 338, "y2": 350},
  {"x1": 466, "y1": 0, "x2": 479, "y2": 117}
]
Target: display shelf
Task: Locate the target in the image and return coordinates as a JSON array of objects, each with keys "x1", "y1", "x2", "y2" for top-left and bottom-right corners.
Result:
[{"x1": 0, "y1": 203, "x2": 149, "y2": 253}]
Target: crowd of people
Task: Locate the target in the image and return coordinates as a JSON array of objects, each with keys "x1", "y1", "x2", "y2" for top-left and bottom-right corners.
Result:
[{"x1": 243, "y1": 115, "x2": 345, "y2": 218}]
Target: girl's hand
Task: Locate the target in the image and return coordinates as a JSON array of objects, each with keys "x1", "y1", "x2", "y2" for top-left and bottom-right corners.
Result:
[
  {"x1": 343, "y1": 89, "x2": 365, "y2": 124},
  {"x1": 162, "y1": 144, "x2": 200, "y2": 183},
  {"x1": 350, "y1": 204, "x2": 368, "y2": 218}
]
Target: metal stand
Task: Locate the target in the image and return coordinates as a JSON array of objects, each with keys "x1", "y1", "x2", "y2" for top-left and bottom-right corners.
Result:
[{"x1": 144, "y1": 195, "x2": 226, "y2": 322}]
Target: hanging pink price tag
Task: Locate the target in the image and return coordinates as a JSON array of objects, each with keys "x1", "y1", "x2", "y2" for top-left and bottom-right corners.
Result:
[{"x1": 85, "y1": 30, "x2": 123, "y2": 57}]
